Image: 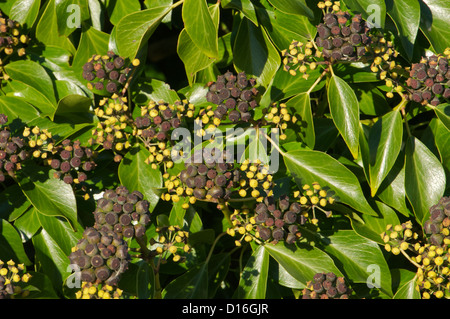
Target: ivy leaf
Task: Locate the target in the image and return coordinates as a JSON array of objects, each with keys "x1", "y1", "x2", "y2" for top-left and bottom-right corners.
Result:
[
  {"x1": 328, "y1": 75, "x2": 360, "y2": 159},
  {"x1": 267, "y1": 0, "x2": 314, "y2": 20},
  {"x1": 9, "y1": 0, "x2": 40, "y2": 29},
  {"x1": 182, "y1": 0, "x2": 218, "y2": 59},
  {"x1": 367, "y1": 110, "x2": 403, "y2": 197},
  {"x1": 342, "y1": 0, "x2": 386, "y2": 28},
  {"x1": 386, "y1": 0, "x2": 420, "y2": 60},
  {"x1": 118, "y1": 145, "x2": 163, "y2": 212},
  {"x1": 264, "y1": 242, "x2": 342, "y2": 286},
  {"x1": 283, "y1": 149, "x2": 377, "y2": 216},
  {"x1": 116, "y1": 5, "x2": 172, "y2": 59},
  {"x1": 321, "y1": 230, "x2": 393, "y2": 297},
  {"x1": 0, "y1": 219, "x2": 32, "y2": 265},
  {"x1": 285, "y1": 93, "x2": 315, "y2": 149},
  {"x1": 419, "y1": 0, "x2": 450, "y2": 54},
  {"x1": 233, "y1": 17, "x2": 281, "y2": 88},
  {"x1": 234, "y1": 245, "x2": 269, "y2": 298},
  {"x1": 405, "y1": 136, "x2": 446, "y2": 225}
]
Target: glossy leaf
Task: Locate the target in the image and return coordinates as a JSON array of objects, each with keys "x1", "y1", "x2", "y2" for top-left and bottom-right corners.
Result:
[
  {"x1": 116, "y1": 5, "x2": 172, "y2": 59},
  {"x1": 267, "y1": 0, "x2": 314, "y2": 20},
  {"x1": 419, "y1": 0, "x2": 450, "y2": 53},
  {"x1": 221, "y1": 0, "x2": 258, "y2": 26},
  {"x1": 433, "y1": 103, "x2": 450, "y2": 131},
  {"x1": 233, "y1": 18, "x2": 281, "y2": 88},
  {"x1": 106, "y1": 0, "x2": 141, "y2": 25},
  {"x1": 235, "y1": 245, "x2": 269, "y2": 298},
  {"x1": 4, "y1": 60, "x2": 56, "y2": 105},
  {"x1": 118, "y1": 145, "x2": 163, "y2": 212},
  {"x1": 392, "y1": 269, "x2": 420, "y2": 299},
  {"x1": 367, "y1": 110, "x2": 403, "y2": 196},
  {"x1": 285, "y1": 93, "x2": 315, "y2": 149},
  {"x1": 182, "y1": 0, "x2": 218, "y2": 59},
  {"x1": 284, "y1": 149, "x2": 377, "y2": 215},
  {"x1": 162, "y1": 263, "x2": 208, "y2": 298},
  {"x1": 405, "y1": 136, "x2": 446, "y2": 224},
  {"x1": 136, "y1": 260, "x2": 155, "y2": 299},
  {"x1": 328, "y1": 75, "x2": 360, "y2": 159},
  {"x1": 264, "y1": 242, "x2": 342, "y2": 286},
  {"x1": 9, "y1": 0, "x2": 40, "y2": 28},
  {"x1": 0, "y1": 219, "x2": 32, "y2": 265},
  {"x1": 321, "y1": 230, "x2": 393, "y2": 297},
  {"x1": 386, "y1": 0, "x2": 420, "y2": 60},
  {"x1": 19, "y1": 165, "x2": 78, "y2": 231}
]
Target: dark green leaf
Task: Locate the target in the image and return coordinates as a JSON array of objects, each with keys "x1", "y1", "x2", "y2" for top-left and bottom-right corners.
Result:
[
  {"x1": 405, "y1": 136, "x2": 446, "y2": 224},
  {"x1": 419, "y1": 0, "x2": 450, "y2": 53},
  {"x1": 342, "y1": 0, "x2": 386, "y2": 28},
  {"x1": 283, "y1": 149, "x2": 377, "y2": 215},
  {"x1": 285, "y1": 93, "x2": 315, "y2": 149},
  {"x1": 0, "y1": 219, "x2": 32, "y2": 265},
  {"x1": 267, "y1": 0, "x2": 314, "y2": 20},
  {"x1": 118, "y1": 145, "x2": 163, "y2": 212},
  {"x1": 235, "y1": 245, "x2": 269, "y2": 298},
  {"x1": 328, "y1": 75, "x2": 360, "y2": 159}
]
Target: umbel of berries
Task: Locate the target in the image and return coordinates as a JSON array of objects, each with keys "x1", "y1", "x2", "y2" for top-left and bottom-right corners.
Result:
[
  {"x1": 0, "y1": 114, "x2": 28, "y2": 182},
  {"x1": 253, "y1": 195, "x2": 304, "y2": 244},
  {"x1": 69, "y1": 227, "x2": 129, "y2": 286},
  {"x1": 315, "y1": 11, "x2": 372, "y2": 62},
  {"x1": 406, "y1": 54, "x2": 450, "y2": 106},
  {"x1": 204, "y1": 71, "x2": 259, "y2": 125},
  {"x1": 93, "y1": 186, "x2": 151, "y2": 240},
  {"x1": 422, "y1": 196, "x2": 450, "y2": 247},
  {"x1": 302, "y1": 272, "x2": 352, "y2": 299},
  {"x1": 82, "y1": 51, "x2": 135, "y2": 95},
  {"x1": 176, "y1": 148, "x2": 238, "y2": 202},
  {"x1": 48, "y1": 139, "x2": 96, "y2": 185},
  {"x1": 0, "y1": 10, "x2": 29, "y2": 59}
]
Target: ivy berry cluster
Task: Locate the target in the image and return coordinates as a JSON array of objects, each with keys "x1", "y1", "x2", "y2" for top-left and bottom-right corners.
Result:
[
  {"x1": 204, "y1": 71, "x2": 259, "y2": 126},
  {"x1": 93, "y1": 185, "x2": 151, "y2": 240},
  {"x1": 0, "y1": 114, "x2": 28, "y2": 182},
  {"x1": 0, "y1": 259, "x2": 32, "y2": 299},
  {"x1": 302, "y1": 272, "x2": 353, "y2": 299},
  {"x1": 0, "y1": 10, "x2": 29, "y2": 60},
  {"x1": 83, "y1": 51, "x2": 137, "y2": 95},
  {"x1": 406, "y1": 54, "x2": 450, "y2": 106}
]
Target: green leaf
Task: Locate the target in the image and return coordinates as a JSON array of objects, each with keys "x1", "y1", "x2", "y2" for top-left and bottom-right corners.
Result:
[
  {"x1": 267, "y1": 0, "x2": 314, "y2": 20},
  {"x1": 221, "y1": 0, "x2": 258, "y2": 26},
  {"x1": 10, "y1": 0, "x2": 40, "y2": 28},
  {"x1": 0, "y1": 184, "x2": 32, "y2": 221},
  {"x1": 162, "y1": 263, "x2": 208, "y2": 298},
  {"x1": 264, "y1": 242, "x2": 342, "y2": 286},
  {"x1": 207, "y1": 253, "x2": 230, "y2": 298},
  {"x1": 342, "y1": 0, "x2": 386, "y2": 28},
  {"x1": 35, "y1": 0, "x2": 76, "y2": 54},
  {"x1": 354, "y1": 83, "x2": 391, "y2": 116},
  {"x1": 235, "y1": 245, "x2": 269, "y2": 298},
  {"x1": 386, "y1": 0, "x2": 420, "y2": 60},
  {"x1": 54, "y1": 94, "x2": 93, "y2": 118},
  {"x1": 321, "y1": 230, "x2": 393, "y2": 297},
  {"x1": 285, "y1": 93, "x2": 315, "y2": 149},
  {"x1": 136, "y1": 260, "x2": 155, "y2": 299},
  {"x1": 405, "y1": 136, "x2": 446, "y2": 224},
  {"x1": 419, "y1": 0, "x2": 450, "y2": 54},
  {"x1": 36, "y1": 213, "x2": 83, "y2": 255},
  {"x1": 3, "y1": 80, "x2": 57, "y2": 119},
  {"x1": 19, "y1": 165, "x2": 78, "y2": 231},
  {"x1": 13, "y1": 207, "x2": 41, "y2": 241},
  {"x1": 118, "y1": 145, "x2": 163, "y2": 212},
  {"x1": 0, "y1": 96, "x2": 40, "y2": 126},
  {"x1": 4, "y1": 60, "x2": 56, "y2": 105},
  {"x1": 328, "y1": 75, "x2": 360, "y2": 159},
  {"x1": 32, "y1": 228, "x2": 72, "y2": 294},
  {"x1": 106, "y1": 0, "x2": 141, "y2": 25},
  {"x1": 351, "y1": 200, "x2": 401, "y2": 244},
  {"x1": 376, "y1": 154, "x2": 410, "y2": 217},
  {"x1": 392, "y1": 269, "x2": 420, "y2": 299},
  {"x1": 233, "y1": 17, "x2": 281, "y2": 88},
  {"x1": 433, "y1": 103, "x2": 450, "y2": 131},
  {"x1": 0, "y1": 219, "x2": 32, "y2": 265},
  {"x1": 182, "y1": 0, "x2": 218, "y2": 59},
  {"x1": 116, "y1": 5, "x2": 172, "y2": 59},
  {"x1": 367, "y1": 110, "x2": 403, "y2": 196},
  {"x1": 177, "y1": 28, "x2": 215, "y2": 86},
  {"x1": 169, "y1": 200, "x2": 187, "y2": 228},
  {"x1": 283, "y1": 149, "x2": 377, "y2": 216},
  {"x1": 55, "y1": 0, "x2": 90, "y2": 36}
]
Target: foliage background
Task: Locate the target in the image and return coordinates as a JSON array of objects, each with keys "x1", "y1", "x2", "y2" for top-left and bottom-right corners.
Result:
[{"x1": 0, "y1": 0, "x2": 448, "y2": 299}]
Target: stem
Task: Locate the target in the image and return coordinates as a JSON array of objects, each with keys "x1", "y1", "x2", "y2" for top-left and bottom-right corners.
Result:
[
  {"x1": 306, "y1": 68, "x2": 329, "y2": 95},
  {"x1": 206, "y1": 232, "x2": 227, "y2": 264},
  {"x1": 400, "y1": 249, "x2": 422, "y2": 269},
  {"x1": 218, "y1": 198, "x2": 232, "y2": 225},
  {"x1": 261, "y1": 130, "x2": 286, "y2": 157}
]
